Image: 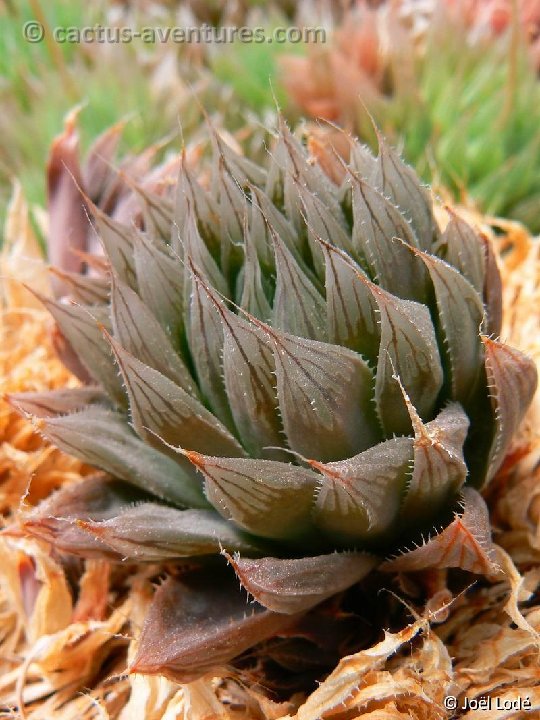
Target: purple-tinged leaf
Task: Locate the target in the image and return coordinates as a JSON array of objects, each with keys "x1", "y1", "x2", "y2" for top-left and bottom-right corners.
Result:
[
  {"x1": 272, "y1": 229, "x2": 327, "y2": 342},
  {"x1": 249, "y1": 184, "x2": 300, "y2": 269},
  {"x1": 482, "y1": 337, "x2": 538, "y2": 482},
  {"x1": 311, "y1": 437, "x2": 413, "y2": 543},
  {"x1": 47, "y1": 111, "x2": 89, "y2": 292},
  {"x1": 7, "y1": 387, "x2": 107, "y2": 418},
  {"x1": 130, "y1": 183, "x2": 173, "y2": 241},
  {"x1": 77, "y1": 505, "x2": 264, "y2": 561},
  {"x1": 321, "y1": 240, "x2": 379, "y2": 360},
  {"x1": 437, "y1": 210, "x2": 485, "y2": 295},
  {"x1": 374, "y1": 135, "x2": 435, "y2": 251},
  {"x1": 264, "y1": 327, "x2": 381, "y2": 461},
  {"x1": 18, "y1": 475, "x2": 151, "y2": 559},
  {"x1": 214, "y1": 296, "x2": 285, "y2": 460},
  {"x1": 82, "y1": 121, "x2": 124, "y2": 203},
  {"x1": 49, "y1": 267, "x2": 110, "y2": 305},
  {"x1": 381, "y1": 488, "x2": 497, "y2": 574},
  {"x1": 37, "y1": 294, "x2": 125, "y2": 405},
  {"x1": 188, "y1": 265, "x2": 235, "y2": 431},
  {"x1": 36, "y1": 406, "x2": 207, "y2": 507},
  {"x1": 350, "y1": 175, "x2": 428, "y2": 302},
  {"x1": 400, "y1": 400, "x2": 469, "y2": 526},
  {"x1": 110, "y1": 274, "x2": 197, "y2": 396},
  {"x1": 374, "y1": 287, "x2": 443, "y2": 436},
  {"x1": 131, "y1": 568, "x2": 301, "y2": 682},
  {"x1": 238, "y1": 231, "x2": 272, "y2": 321},
  {"x1": 185, "y1": 452, "x2": 317, "y2": 540},
  {"x1": 174, "y1": 156, "x2": 220, "y2": 258},
  {"x1": 89, "y1": 201, "x2": 138, "y2": 288},
  {"x1": 107, "y1": 337, "x2": 245, "y2": 461},
  {"x1": 295, "y1": 181, "x2": 352, "y2": 279},
  {"x1": 481, "y1": 234, "x2": 503, "y2": 338},
  {"x1": 133, "y1": 232, "x2": 184, "y2": 342},
  {"x1": 229, "y1": 552, "x2": 378, "y2": 613},
  {"x1": 400, "y1": 241, "x2": 484, "y2": 404}
]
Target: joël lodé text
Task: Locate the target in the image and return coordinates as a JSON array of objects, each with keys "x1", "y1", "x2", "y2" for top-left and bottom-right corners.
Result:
[{"x1": 459, "y1": 695, "x2": 532, "y2": 711}]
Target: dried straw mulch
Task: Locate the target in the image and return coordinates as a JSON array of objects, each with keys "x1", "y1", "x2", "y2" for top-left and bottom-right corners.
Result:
[{"x1": 0, "y1": 186, "x2": 539, "y2": 720}]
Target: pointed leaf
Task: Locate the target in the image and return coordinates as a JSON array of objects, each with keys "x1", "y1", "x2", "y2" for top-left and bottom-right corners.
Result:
[
  {"x1": 311, "y1": 437, "x2": 413, "y2": 543},
  {"x1": 374, "y1": 288, "x2": 444, "y2": 435},
  {"x1": 8, "y1": 387, "x2": 107, "y2": 418},
  {"x1": 400, "y1": 402, "x2": 469, "y2": 526},
  {"x1": 188, "y1": 266, "x2": 235, "y2": 431},
  {"x1": 278, "y1": 121, "x2": 342, "y2": 231},
  {"x1": 437, "y1": 211, "x2": 485, "y2": 294},
  {"x1": 483, "y1": 337, "x2": 538, "y2": 481},
  {"x1": 131, "y1": 568, "x2": 301, "y2": 682},
  {"x1": 266, "y1": 327, "x2": 381, "y2": 461},
  {"x1": 229, "y1": 552, "x2": 378, "y2": 614},
  {"x1": 322, "y1": 240, "x2": 379, "y2": 359},
  {"x1": 238, "y1": 233, "x2": 272, "y2": 321},
  {"x1": 481, "y1": 234, "x2": 503, "y2": 338},
  {"x1": 381, "y1": 488, "x2": 497, "y2": 574},
  {"x1": 20, "y1": 476, "x2": 152, "y2": 558},
  {"x1": 295, "y1": 181, "x2": 353, "y2": 279},
  {"x1": 110, "y1": 274, "x2": 197, "y2": 396},
  {"x1": 78, "y1": 505, "x2": 264, "y2": 561},
  {"x1": 351, "y1": 176, "x2": 428, "y2": 302},
  {"x1": 185, "y1": 452, "x2": 318, "y2": 540},
  {"x1": 249, "y1": 184, "x2": 300, "y2": 269},
  {"x1": 375, "y1": 136, "x2": 435, "y2": 250},
  {"x1": 405, "y1": 242, "x2": 484, "y2": 403},
  {"x1": 90, "y1": 202, "x2": 138, "y2": 288},
  {"x1": 218, "y1": 301, "x2": 285, "y2": 460},
  {"x1": 35, "y1": 407, "x2": 207, "y2": 507},
  {"x1": 108, "y1": 337, "x2": 245, "y2": 461},
  {"x1": 49, "y1": 267, "x2": 110, "y2": 305},
  {"x1": 133, "y1": 232, "x2": 184, "y2": 341},
  {"x1": 174, "y1": 157, "x2": 220, "y2": 258},
  {"x1": 131, "y1": 184, "x2": 173, "y2": 241},
  {"x1": 38, "y1": 295, "x2": 125, "y2": 405},
  {"x1": 272, "y1": 228, "x2": 327, "y2": 342},
  {"x1": 214, "y1": 160, "x2": 246, "y2": 275}
]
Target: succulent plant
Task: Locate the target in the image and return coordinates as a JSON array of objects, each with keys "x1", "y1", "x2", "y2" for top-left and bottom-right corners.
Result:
[{"x1": 9, "y1": 122, "x2": 537, "y2": 682}]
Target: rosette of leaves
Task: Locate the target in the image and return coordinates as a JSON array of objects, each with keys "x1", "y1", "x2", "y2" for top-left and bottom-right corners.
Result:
[{"x1": 9, "y1": 122, "x2": 537, "y2": 681}]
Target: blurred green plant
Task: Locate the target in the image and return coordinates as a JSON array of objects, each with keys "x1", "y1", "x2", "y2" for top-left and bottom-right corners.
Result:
[{"x1": 280, "y1": 5, "x2": 540, "y2": 232}]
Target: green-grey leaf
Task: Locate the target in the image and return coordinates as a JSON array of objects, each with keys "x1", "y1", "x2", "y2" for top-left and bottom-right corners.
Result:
[
  {"x1": 375, "y1": 135, "x2": 435, "y2": 251},
  {"x1": 110, "y1": 274, "x2": 197, "y2": 396},
  {"x1": 133, "y1": 232, "x2": 184, "y2": 343},
  {"x1": 38, "y1": 295, "x2": 125, "y2": 406},
  {"x1": 188, "y1": 266, "x2": 235, "y2": 431},
  {"x1": 186, "y1": 452, "x2": 318, "y2": 540},
  {"x1": 78, "y1": 505, "x2": 264, "y2": 561},
  {"x1": 350, "y1": 175, "x2": 428, "y2": 301},
  {"x1": 311, "y1": 437, "x2": 413, "y2": 543},
  {"x1": 35, "y1": 407, "x2": 208, "y2": 508},
  {"x1": 264, "y1": 327, "x2": 381, "y2": 461},
  {"x1": 7, "y1": 387, "x2": 107, "y2": 418},
  {"x1": 405, "y1": 242, "x2": 484, "y2": 404},
  {"x1": 375, "y1": 288, "x2": 444, "y2": 435},
  {"x1": 272, "y1": 228, "x2": 327, "y2": 342},
  {"x1": 400, "y1": 402, "x2": 469, "y2": 526},
  {"x1": 437, "y1": 211, "x2": 485, "y2": 295},
  {"x1": 321, "y1": 239, "x2": 379, "y2": 360},
  {"x1": 107, "y1": 337, "x2": 245, "y2": 462}
]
